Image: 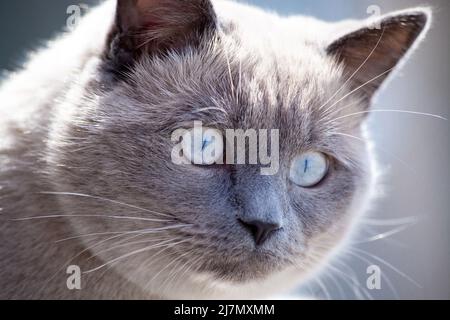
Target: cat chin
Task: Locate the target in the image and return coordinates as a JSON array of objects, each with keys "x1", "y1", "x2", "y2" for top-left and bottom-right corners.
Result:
[{"x1": 158, "y1": 263, "x2": 314, "y2": 300}]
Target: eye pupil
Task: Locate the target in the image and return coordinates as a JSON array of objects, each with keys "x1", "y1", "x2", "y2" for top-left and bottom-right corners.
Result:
[
  {"x1": 202, "y1": 137, "x2": 212, "y2": 150},
  {"x1": 304, "y1": 159, "x2": 308, "y2": 173}
]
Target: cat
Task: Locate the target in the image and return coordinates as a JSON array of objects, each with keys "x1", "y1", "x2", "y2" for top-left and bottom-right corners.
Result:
[{"x1": 0, "y1": 0, "x2": 430, "y2": 299}]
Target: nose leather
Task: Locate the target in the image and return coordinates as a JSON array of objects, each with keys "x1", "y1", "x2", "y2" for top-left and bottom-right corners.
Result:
[{"x1": 239, "y1": 218, "x2": 281, "y2": 246}]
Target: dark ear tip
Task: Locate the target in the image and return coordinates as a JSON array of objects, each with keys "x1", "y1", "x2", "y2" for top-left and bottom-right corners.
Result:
[
  {"x1": 374, "y1": 7, "x2": 432, "y2": 46},
  {"x1": 408, "y1": 8, "x2": 432, "y2": 28},
  {"x1": 412, "y1": 7, "x2": 433, "y2": 21},
  {"x1": 390, "y1": 7, "x2": 432, "y2": 33}
]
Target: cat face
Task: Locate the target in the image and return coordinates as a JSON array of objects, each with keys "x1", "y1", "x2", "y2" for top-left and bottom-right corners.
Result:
[{"x1": 48, "y1": 0, "x2": 429, "y2": 297}]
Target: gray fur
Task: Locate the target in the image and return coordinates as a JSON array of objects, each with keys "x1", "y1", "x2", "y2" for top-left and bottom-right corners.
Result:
[{"x1": 0, "y1": 0, "x2": 430, "y2": 299}]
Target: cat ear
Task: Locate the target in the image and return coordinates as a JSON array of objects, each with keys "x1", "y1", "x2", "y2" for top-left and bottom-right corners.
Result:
[
  {"x1": 326, "y1": 8, "x2": 431, "y2": 102},
  {"x1": 105, "y1": 0, "x2": 216, "y2": 75}
]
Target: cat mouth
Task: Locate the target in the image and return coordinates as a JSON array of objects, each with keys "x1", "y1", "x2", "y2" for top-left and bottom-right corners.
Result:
[{"x1": 199, "y1": 249, "x2": 286, "y2": 282}]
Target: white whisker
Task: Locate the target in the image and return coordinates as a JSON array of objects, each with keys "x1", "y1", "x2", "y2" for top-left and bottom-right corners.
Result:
[
  {"x1": 361, "y1": 216, "x2": 419, "y2": 226},
  {"x1": 349, "y1": 247, "x2": 422, "y2": 288},
  {"x1": 322, "y1": 67, "x2": 394, "y2": 116},
  {"x1": 344, "y1": 249, "x2": 399, "y2": 298},
  {"x1": 39, "y1": 191, "x2": 173, "y2": 218},
  {"x1": 354, "y1": 223, "x2": 416, "y2": 244},
  {"x1": 55, "y1": 224, "x2": 191, "y2": 243},
  {"x1": 84, "y1": 238, "x2": 189, "y2": 274},
  {"x1": 331, "y1": 258, "x2": 373, "y2": 300},
  {"x1": 218, "y1": 30, "x2": 236, "y2": 101},
  {"x1": 329, "y1": 131, "x2": 416, "y2": 173},
  {"x1": 330, "y1": 109, "x2": 447, "y2": 123},
  {"x1": 13, "y1": 214, "x2": 171, "y2": 223},
  {"x1": 37, "y1": 231, "x2": 135, "y2": 296},
  {"x1": 192, "y1": 106, "x2": 229, "y2": 116},
  {"x1": 148, "y1": 249, "x2": 193, "y2": 286},
  {"x1": 89, "y1": 236, "x2": 173, "y2": 259},
  {"x1": 237, "y1": 52, "x2": 242, "y2": 106}
]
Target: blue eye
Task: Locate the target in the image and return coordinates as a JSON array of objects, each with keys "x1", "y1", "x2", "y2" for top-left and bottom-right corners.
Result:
[
  {"x1": 289, "y1": 152, "x2": 329, "y2": 187},
  {"x1": 182, "y1": 128, "x2": 224, "y2": 165}
]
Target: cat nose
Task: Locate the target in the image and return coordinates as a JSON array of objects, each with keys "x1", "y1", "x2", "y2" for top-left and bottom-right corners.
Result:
[{"x1": 238, "y1": 218, "x2": 281, "y2": 246}]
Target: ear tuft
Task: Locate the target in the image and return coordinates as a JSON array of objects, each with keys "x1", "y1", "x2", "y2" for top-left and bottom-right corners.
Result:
[{"x1": 327, "y1": 8, "x2": 431, "y2": 102}]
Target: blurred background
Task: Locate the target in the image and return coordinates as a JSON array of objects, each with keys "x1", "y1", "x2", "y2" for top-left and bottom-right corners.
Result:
[{"x1": 0, "y1": 0, "x2": 448, "y2": 299}]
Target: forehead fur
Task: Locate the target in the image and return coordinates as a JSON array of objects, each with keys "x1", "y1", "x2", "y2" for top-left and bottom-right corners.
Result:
[{"x1": 100, "y1": 3, "x2": 364, "y2": 170}]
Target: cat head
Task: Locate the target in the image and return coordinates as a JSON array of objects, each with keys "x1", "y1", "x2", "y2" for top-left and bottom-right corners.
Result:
[{"x1": 48, "y1": 0, "x2": 430, "y2": 298}]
